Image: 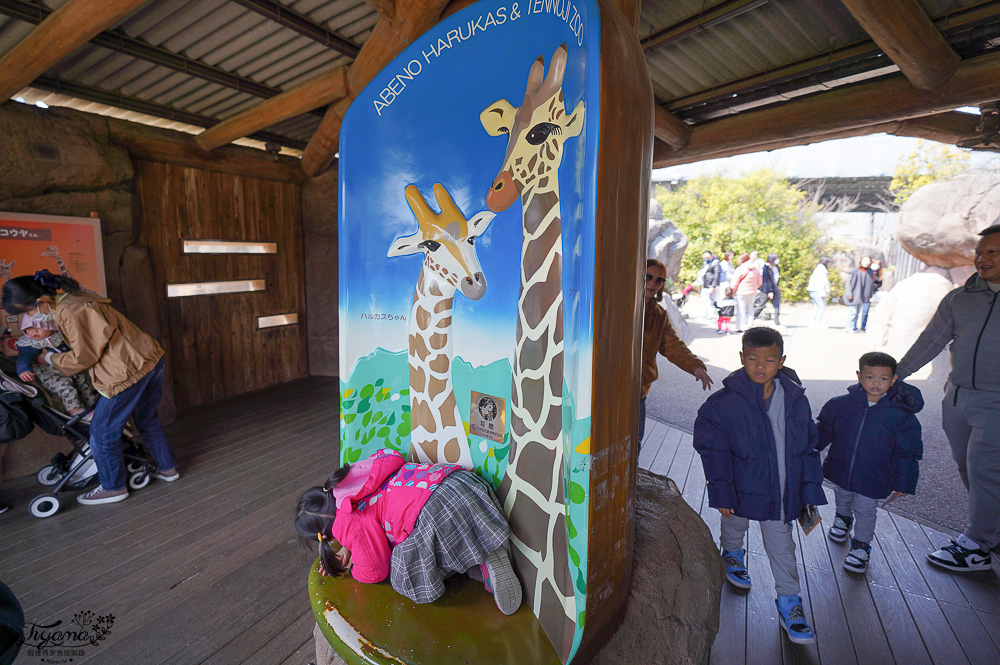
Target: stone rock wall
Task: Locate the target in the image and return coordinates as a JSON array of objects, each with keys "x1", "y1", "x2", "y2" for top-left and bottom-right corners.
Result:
[
  {"x1": 592, "y1": 469, "x2": 722, "y2": 665},
  {"x1": 647, "y1": 198, "x2": 689, "y2": 281},
  {"x1": 897, "y1": 174, "x2": 1000, "y2": 268},
  {"x1": 302, "y1": 167, "x2": 339, "y2": 377},
  {"x1": 868, "y1": 271, "x2": 955, "y2": 385},
  {"x1": 0, "y1": 101, "x2": 172, "y2": 481}
]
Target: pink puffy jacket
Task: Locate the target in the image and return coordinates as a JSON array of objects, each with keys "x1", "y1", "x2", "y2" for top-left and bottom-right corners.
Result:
[{"x1": 330, "y1": 449, "x2": 461, "y2": 583}]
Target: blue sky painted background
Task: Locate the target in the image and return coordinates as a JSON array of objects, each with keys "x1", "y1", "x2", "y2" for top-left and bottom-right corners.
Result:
[{"x1": 338, "y1": 0, "x2": 599, "y2": 397}]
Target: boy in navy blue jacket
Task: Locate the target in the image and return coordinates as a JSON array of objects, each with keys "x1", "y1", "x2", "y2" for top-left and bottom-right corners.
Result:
[
  {"x1": 817, "y1": 352, "x2": 923, "y2": 574},
  {"x1": 694, "y1": 327, "x2": 826, "y2": 645}
]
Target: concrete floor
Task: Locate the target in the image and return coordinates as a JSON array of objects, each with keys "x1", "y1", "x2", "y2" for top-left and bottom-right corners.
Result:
[{"x1": 644, "y1": 299, "x2": 969, "y2": 534}]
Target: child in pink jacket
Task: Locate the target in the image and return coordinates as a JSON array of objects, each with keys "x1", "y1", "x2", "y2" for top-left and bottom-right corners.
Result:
[{"x1": 295, "y1": 449, "x2": 521, "y2": 614}]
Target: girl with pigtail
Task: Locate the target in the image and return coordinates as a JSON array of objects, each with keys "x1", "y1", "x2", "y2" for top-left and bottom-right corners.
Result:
[
  {"x1": 2, "y1": 270, "x2": 180, "y2": 505},
  {"x1": 294, "y1": 448, "x2": 522, "y2": 614}
]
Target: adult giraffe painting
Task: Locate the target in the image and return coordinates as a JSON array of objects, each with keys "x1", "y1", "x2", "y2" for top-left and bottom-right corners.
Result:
[
  {"x1": 480, "y1": 43, "x2": 584, "y2": 661},
  {"x1": 388, "y1": 183, "x2": 495, "y2": 468}
]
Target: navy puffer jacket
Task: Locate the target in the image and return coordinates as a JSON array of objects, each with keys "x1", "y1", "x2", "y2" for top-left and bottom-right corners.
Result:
[
  {"x1": 694, "y1": 367, "x2": 826, "y2": 522},
  {"x1": 816, "y1": 381, "x2": 923, "y2": 499}
]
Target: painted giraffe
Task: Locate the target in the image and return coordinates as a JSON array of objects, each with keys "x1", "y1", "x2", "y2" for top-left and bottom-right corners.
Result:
[
  {"x1": 41, "y1": 245, "x2": 71, "y2": 278},
  {"x1": 40, "y1": 245, "x2": 99, "y2": 296},
  {"x1": 479, "y1": 43, "x2": 584, "y2": 660},
  {"x1": 0, "y1": 259, "x2": 13, "y2": 287},
  {"x1": 388, "y1": 183, "x2": 495, "y2": 469}
]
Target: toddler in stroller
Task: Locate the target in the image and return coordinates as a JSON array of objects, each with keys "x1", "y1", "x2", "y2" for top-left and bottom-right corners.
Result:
[{"x1": 0, "y1": 356, "x2": 155, "y2": 518}]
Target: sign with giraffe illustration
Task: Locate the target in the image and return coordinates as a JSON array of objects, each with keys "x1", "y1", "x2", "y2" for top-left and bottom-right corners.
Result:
[
  {"x1": 336, "y1": 0, "x2": 650, "y2": 661},
  {"x1": 0, "y1": 212, "x2": 106, "y2": 348}
]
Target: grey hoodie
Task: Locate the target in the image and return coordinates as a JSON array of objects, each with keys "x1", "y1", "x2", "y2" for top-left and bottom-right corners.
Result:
[{"x1": 897, "y1": 273, "x2": 1000, "y2": 392}]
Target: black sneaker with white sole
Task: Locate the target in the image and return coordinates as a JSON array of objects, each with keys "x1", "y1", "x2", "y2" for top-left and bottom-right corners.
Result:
[{"x1": 927, "y1": 539, "x2": 992, "y2": 572}]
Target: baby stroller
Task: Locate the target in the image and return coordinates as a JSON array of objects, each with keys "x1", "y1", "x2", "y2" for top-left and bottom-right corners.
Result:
[{"x1": 0, "y1": 358, "x2": 155, "y2": 518}]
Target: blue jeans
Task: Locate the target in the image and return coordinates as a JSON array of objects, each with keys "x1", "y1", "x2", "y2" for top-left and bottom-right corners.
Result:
[
  {"x1": 860, "y1": 300, "x2": 872, "y2": 330},
  {"x1": 808, "y1": 291, "x2": 826, "y2": 326},
  {"x1": 846, "y1": 302, "x2": 871, "y2": 332},
  {"x1": 89, "y1": 359, "x2": 177, "y2": 491}
]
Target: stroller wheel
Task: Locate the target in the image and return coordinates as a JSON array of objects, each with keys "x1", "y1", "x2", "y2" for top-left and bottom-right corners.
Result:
[
  {"x1": 29, "y1": 494, "x2": 61, "y2": 519},
  {"x1": 36, "y1": 465, "x2": 64, "y2": 486},
  {"x1": 126, "y1": 461, "x2": 144, "y2": 474},
  {"x1": 128, "y1": 472, "x2": 150, "y2": 490}
]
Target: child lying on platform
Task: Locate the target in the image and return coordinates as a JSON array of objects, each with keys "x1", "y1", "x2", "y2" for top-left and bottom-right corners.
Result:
[
  {"x1": 294, "y1": 448, "x2": 522, "y2": 614},
  {"x1": 16, "y1": 313, "x2": 98, "y2": 420}
]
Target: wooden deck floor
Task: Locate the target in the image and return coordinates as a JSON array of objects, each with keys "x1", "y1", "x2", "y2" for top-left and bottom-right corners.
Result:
[
  {"x1": 0, "y1": 377, "x2": 338, "y2": 665},
  {"x1": 4, "y1": 379, "x2": 998, "y2": 665},
  {"x1": 639, "y1": 417, "x2": 1000, "y2": 665}
]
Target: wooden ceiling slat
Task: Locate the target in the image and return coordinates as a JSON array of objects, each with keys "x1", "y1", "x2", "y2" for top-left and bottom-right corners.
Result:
[
  {"x1": 0, "y1": 0, "x2": 153, "y2": 102},
  {"x1": 196, "y1": 66, "x2": 348, "y2": 151},
  {"x1": 663, "y1": 0, "x2": 1000, "y2": 115},
  {"x1": 653, "y1": 111, "x2": 980, "y2": 167},
  {"x1": 839, "y1": 0, "x2": 959, "y2": 90},
  {"x1": 654, "y1": 47, "x2": 1000, "y2": 166}
]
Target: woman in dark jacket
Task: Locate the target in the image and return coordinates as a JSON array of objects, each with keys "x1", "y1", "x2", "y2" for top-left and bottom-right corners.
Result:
[{"x1": 844, "y1": 256, "x2": 876, "y2": 333}]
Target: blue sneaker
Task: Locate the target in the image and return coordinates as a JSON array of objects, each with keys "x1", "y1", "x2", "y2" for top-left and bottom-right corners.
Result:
[
  {"x1": 722, "y1": 549, "x2": 752, "y2": 589},
  {"x1": 776, "y1": 594, "x2": 816, "y2": 644}
]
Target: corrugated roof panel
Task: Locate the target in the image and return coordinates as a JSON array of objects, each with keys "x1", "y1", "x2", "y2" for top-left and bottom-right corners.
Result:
[
  {"x1": 197, "y1": 89, "x2": 257, "y2": 117},
  {"x1": 644, "y1": 0, "x2": 870, "y2": 103},
  {"x1": 250, "y1": 42, "x2": 336, "y2": 87},
  {"x1": 144, "y1": 71, "x2": 204, "y2": 104},
  {"x1": 134, "y1": 0, "x2": 228, "y2": 46},
  {"x1": 281, "y1": 57, "x2": 350, "y2": 88},
  {"x1": 0, "y1": 16, "x2": 34, "y2": 54},
  {"x1": 170, "y1": 80, "x2": 235, "y2": 110},
  {"x1": 168, "y1": 11, "x2": 269, "y2": 58},
  {"x1": 94, "y1": 59, "x2": 162, "y2": 93}
]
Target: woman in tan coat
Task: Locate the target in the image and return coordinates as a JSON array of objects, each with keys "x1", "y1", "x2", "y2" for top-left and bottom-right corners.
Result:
[{"x1": 3, "y1": 270, "x2": 179, "y2": 505}]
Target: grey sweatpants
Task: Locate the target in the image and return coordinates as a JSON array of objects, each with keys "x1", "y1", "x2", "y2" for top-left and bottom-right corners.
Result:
[
  {"x1": 942, "y1": 382, "x2": 1000, "y2": 549},
  {"x1": 833, "y1": 486, "x2": 878, "y2": 545},
  {"x1": 720, "y1": 515, "x2": 800, "y2": 596}
]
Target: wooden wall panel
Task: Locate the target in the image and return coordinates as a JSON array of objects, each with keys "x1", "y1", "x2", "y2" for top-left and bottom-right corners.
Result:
[{"x1": 135, "y1": 160, "x2": 308, "y2": 409}]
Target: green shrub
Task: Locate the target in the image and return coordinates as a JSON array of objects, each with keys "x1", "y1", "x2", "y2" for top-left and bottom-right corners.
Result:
[{"x1": 655, "y1": 169, "x2": 824, "y2": 302}]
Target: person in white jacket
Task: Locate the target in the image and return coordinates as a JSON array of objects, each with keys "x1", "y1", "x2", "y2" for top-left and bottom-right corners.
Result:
[{"x1": 807, "y1": 258, "x2": 832, "y2": 327}]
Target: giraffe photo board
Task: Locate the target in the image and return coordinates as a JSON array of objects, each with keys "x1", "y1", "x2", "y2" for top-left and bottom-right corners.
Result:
[
  {"x1": 333, "y1": 0, "x2": 650, "y2": 661},
  {"x1": 0, "y1": 212, "x2": 106, "y2": 351}
]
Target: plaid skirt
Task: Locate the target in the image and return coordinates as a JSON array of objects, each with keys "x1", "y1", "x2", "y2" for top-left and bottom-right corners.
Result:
[{"x1": 390, "y1": 470, "x2": 510, "y2": 604}]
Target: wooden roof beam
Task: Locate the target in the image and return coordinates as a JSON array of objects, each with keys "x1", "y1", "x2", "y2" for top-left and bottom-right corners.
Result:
[
  {"x1": 364, "y1": 0, "x2": 397, "y2": 20},
  {"x1": 652, "y1": 111, "x2": 980, "y2": 167},
  {"x1": 301, "y1": 0, "x2": 452, "y2": 176},
  {"x1": 654, "y1": 105, "x2": 692, "y2": 150},
  {"x1": 839, "y1": 0, "x2": 960, "y2": 90},
  {"x1": 196, "y1": 67, "x2": 348, "y2": 151},
  {"x1": 660, "y1": 48, "x2": 1000, "y2": 166},
  {"x1": 0, "y1": 0, "x2": 152, "y2": 102}
]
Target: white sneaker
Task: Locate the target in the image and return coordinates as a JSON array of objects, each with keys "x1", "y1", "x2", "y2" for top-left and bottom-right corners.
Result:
[{"x1": 927, "y1": 538, "x2": 993, "y2": 572}]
